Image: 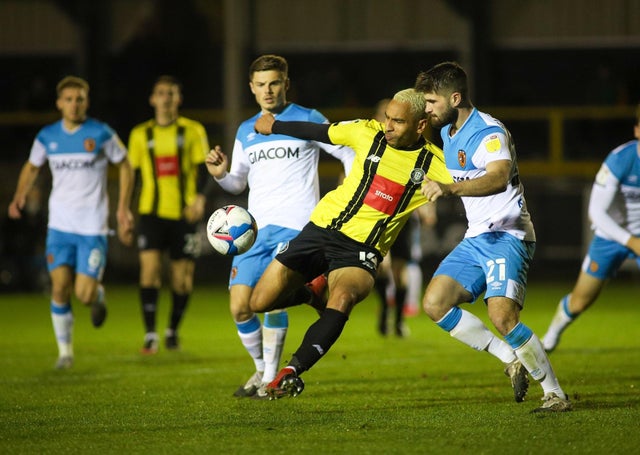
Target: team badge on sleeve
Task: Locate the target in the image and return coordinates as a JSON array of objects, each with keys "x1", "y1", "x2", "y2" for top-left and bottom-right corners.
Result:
[
  {"x1": 595, "y1": 165, "x2": 610, "y2": 186},
  {"x1": 484, "y1": 135, "x2": 501, "y2": 153}
]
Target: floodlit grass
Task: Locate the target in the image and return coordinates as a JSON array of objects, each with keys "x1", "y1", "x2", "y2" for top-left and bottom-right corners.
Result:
[{"x1": 1, "y1": 280, "x2": 639, "y2": 454}]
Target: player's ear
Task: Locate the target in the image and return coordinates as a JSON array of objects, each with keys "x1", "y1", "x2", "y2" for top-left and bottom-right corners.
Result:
[
  {"x1": 416, "y1": 118, "x2": 428, "y2": 135},
  {"x1": 450, "y1": 92, "x2": 462, "y2": 108},
  {"x1": 284, "y1": 78, "x2": 290, "y2": 91}
]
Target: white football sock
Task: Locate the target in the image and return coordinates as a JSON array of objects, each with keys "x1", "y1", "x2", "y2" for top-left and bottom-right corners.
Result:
[
  {"x1": 236, "y1": 317, "x2": 264, "y2": 373},
  {"x1": 541, "y1": 295, "x2": 575, "y2": 351},
  {"x1": 447, "y1": 309, "x2": 495, "y2": 351},
  {"x1": 262, "y1": 310, "x2": 288, "y2": 383},
  {"x1": 262, "y1": 326, "x2": 287, "y2": 383},
  {"x1": 51, "y1": 300, "x2": 73, "y2": 358},
  {"x1": 515, "y1": 333, "x2": 565, "y2": 397},
  {"x1": 486, "y1": 336, "x2": 517, "y2": 364}
]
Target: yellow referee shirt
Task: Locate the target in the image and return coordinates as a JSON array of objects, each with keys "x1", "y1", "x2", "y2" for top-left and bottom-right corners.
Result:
[
  {"x1": 310, "y1": 119, "x2": 452, "y2": 257},
  {"x1": 128, "y1": 117, "x2": 209, "y2": 220}
]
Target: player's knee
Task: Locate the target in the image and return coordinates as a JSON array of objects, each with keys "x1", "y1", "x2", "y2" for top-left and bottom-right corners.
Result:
[
  {"x1": 230, "y1": 298, "x2": 252, "y2": 320},
  {"x1": 172, "y1": 280, "x2": 192, "y2": 295},
  {"x1": 74, "y1": 287, "x2": 95, "y2": 306},
  {"x1": 567, "y1": 293, "x2": 594, "y2": 314},
  {"x1": 422, "y1": 293, "x2": 439, "y2": 321},
  {"x1": 248, "y1": 288, "x2": 269, "y2": 313},
  {"x1": 326, "y1": 288, "x2": 359, "y2": 315}
]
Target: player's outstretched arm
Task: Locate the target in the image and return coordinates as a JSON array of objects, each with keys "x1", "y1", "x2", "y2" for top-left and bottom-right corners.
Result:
[
  {"x1": 254, "y1": 114, "x2": 332, "y2": 143},
  {"x1": 116, "y1": 157, "x2": 135, "y2": 246},
  {"x1": 626, "y1": 236, "x2": 640, "y2": 256},
  {"x1": 205, "y1": 145, "x2": 229, "y2": 178},
  {"x1": 8, "y1": 161, "x2": 40, "y2": 219}
]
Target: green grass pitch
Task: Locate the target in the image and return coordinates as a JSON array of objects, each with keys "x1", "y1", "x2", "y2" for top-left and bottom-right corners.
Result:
[{"x1": 0, "y1": 280, "x2": 639, "y2": 454}]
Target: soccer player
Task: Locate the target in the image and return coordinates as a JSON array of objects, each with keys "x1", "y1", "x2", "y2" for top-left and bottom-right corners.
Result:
[
  {"x1": 541, "y1": 104, "x2": 640, "y2": 352},
  {"x1": 128, "y1": 75, "x2": 213, "y2": 354},
  {"x1": 7, "y1": 76, "x2": 134, "y2": 369},
  {"x1": 248, "y1": 88, "x2": 456, "y2": 399},
  {"x1": 205, "y1": 54, "x2": 354, "y2": 398},
  {"x1": 414, "y1": 61, "x2": 571, "y2": 412}
]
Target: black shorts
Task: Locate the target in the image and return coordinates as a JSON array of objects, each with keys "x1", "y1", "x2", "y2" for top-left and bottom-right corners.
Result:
[
  {"x1": 137, "y1": 215, "x2": 199, "y2": 260},
  {"x1": 389, "y1": 222, "x2": 411, "y2": 260},
  {"x1": 276, "y1": 222, "x2": 383, "y2": 281}
]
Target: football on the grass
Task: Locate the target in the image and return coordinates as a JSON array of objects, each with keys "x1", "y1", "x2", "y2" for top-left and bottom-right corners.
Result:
[{"x1": 206, "y1": 205, "x2": 258, "y2": 256}]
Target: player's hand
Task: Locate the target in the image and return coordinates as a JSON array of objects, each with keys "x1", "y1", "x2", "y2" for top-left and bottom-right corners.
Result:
[
  {"x1": 205, "y1": 146, "x2": 228, "y2": 178},
  {"x1": 254, "y1": 113, "x2": 275, "y2": 135},
  {"x1": 183, "y1": 194, "x2": 205, "y2": 223},
  {"x1": 626, "y1": 236, "x2": 640, "y2": 256},
  {"x1": 117, "y1": 208, "x2": 135, "y2": 246},
  {"x1": 8, "y1": 198, "x2": 25, "y2": 219},
  {"x1": 421, "y1": 178, "x2": 448, "y2": 202}
]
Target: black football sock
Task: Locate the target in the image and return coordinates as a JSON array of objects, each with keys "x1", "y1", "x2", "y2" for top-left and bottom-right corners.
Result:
[
  {"x1": 169, "y1": 292, "x2": 189, "y2": 332},
  {"x1": 288, "y1": 308, "x2": 348, "y2": 374},
  {"x1": 375, "y1": 277, "x2": 389, "y2": 334},
  {"x1": 395, "y1": 287, "x2": 407, "y2": 327},
  {"x1": 140, "y1": 287, "x2": 159, "y2": 333}
]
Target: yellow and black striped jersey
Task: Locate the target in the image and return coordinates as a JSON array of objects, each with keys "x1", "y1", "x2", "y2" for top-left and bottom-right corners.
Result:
[
  {"x1": 310, "y1": 119, "x2": 452, "y2": 256},
  {"x1": 128, "y1": 116, "x2": 209, "y2": 220}
]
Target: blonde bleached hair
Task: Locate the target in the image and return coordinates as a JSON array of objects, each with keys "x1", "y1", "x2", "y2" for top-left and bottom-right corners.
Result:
[
  {"x1": 56, "y1": 76, "x2": 89, "y2": 97},
  {"x1": 393, "y1": 88, "x2": 427, "y2": 120}
]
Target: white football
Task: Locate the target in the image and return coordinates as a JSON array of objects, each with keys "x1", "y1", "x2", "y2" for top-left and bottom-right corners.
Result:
[{"x1": 206, "y1": 205, "x2": 258, "y2": 256}]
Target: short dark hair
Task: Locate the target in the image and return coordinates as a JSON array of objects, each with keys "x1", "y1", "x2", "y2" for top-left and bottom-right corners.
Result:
[
  {"x1": 153, "y1": 75, "x2": 182, "y2": 92},
  {"x1": 56, "y1": 76, "x2": 89, "y2": 97},
  {"x1": 636, "y1": 103, "x2": 640, "y2": 125},
  {"x1": 249, "y1": 54, "x2": 288, "y2": 80},
  {"x1": 415, "y1": 61, "x2": 469, "y2": 102}
]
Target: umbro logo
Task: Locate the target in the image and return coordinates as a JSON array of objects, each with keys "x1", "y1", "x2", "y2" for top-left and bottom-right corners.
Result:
[
  {"x1": 358, "y1": 251, "x2": 379, "y2": 270},
  {"x1": 366, "y1": 155, "x2": 381, "y2": 162}
]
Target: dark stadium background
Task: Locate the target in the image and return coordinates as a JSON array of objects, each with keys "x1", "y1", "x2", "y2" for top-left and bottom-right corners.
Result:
[{"x1": 1, "y1": 0, "x2": 639, "y2": 290}]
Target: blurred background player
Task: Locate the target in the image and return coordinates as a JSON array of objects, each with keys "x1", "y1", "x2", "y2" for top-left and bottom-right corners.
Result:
[
  {"x1": 128, "y1": 75, "x2": 212, "y2": 354},
  {"x1": 206, "y1": 54, "x2": 354, "y2": 398},
  {"x1": 541, "y1": 103, "x2": 640, "y2": 352},
  {"x1": 372, "y1": 98, "x2": 438, "y2": 337},
  {"x1": 375, "y1": 205, "x2": 437, "y2": 337},
  {"x1": 7, "y1": 75, "x2": 134, "y2": 369}
]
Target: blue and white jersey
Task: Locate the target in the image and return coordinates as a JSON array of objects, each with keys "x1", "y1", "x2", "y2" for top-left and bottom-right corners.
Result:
[
  {"x1": 589, "y1": 139, "x2": 640, "y2": 245},
  {"x1": 219, "y1": 103, "x2": 354, "y2": 230},
  {"x1": 441, "y1": 108, "x2": 535, "y2": 241},
  {"x1": 29, "y1": 118, "x2": 127, "y2": 235}
]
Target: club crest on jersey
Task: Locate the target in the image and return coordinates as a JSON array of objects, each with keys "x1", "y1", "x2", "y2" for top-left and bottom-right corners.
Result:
[
  {"x1": 485, "y1": 135, "x2": 501, "y2": 153},
  {"x1": 84, "y1": 138, "x2": 96, "y2": 152},
  {"x1": 410, "y1": 168, "x2": 425, "y2": 184},
  {"x1": 457, "y1": 149, "x2": 466, "y2": 168},
  {"x1": 276, "y1": 241, "x2": 289, "y2": 254}
]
